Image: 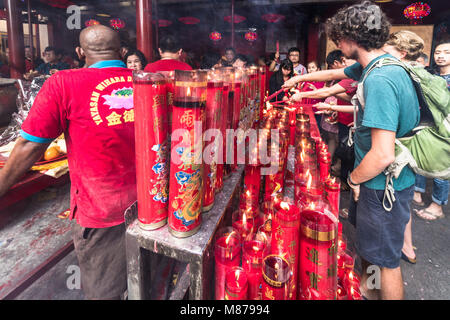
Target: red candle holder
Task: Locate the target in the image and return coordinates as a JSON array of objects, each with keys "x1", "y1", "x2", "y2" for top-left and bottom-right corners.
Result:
[
  {"x1": 271, "y1": 201, "x2": 301, "y2": 300},
  {"x1": 298, "y1": 205, "x2": 338, "y2": 300},
  {"x1": 257, "y1": 219, "x2": 272, "y2": 253},
  {"x1": 343, "y1": 270, "x2": 361, "y2": 292},
  {"x1": 347, "y1": 286, "x2": 362, "y2": 300},
  {"x1": 261, "y1": 254, "x2": 292, "y2": 300},
  {"x1": 336, "y1": 284, "x2": 348, "y2": 300},
  {"x1": 242, "y1": 235, "x2": 268, "y2": 300},
  {"x1": 219, "y1": 80, "x2": 230, "y2": 182},
  {"x1": 259, "y1": 66, "x2": 267, "y2": 121},
  {"x1": 214, "y1": 227, "x2": 241, "y2": 300},
  {"x1": 243, "y1": 165, "x2": 261, "y2": 208},
  {"x1": 168, "y1": 70, "x2": 207, "y2": 238},
  {"x1": 337, "y1": 248, "x2": 356, "y2": 282},
  {"x1": 337, "y1": 234, "x2": 347, "y2": 253},
  {"x1": 324, "y1": 176, "x2": 341, "y2": 219},
  {"x1": 232, "y1": 210, "x2": 255, "y2": 241},
  {"x1": 133, "y1": 71, "x2": 169, "y2": 231},
  {"x1": 203, "y1": 70, "x2": 224, "y2": 212},
  {"x1": 225, "y1": 267, "x2": 248, "y2": 300},
  {"x1": 319, "y1": 152, "x2": 332, "y2": 183}
]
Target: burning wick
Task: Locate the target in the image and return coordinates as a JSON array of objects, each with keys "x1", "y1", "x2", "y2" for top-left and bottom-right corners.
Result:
[
  {"x1": 235, "y1": 270, "x2": 240, "y2": 287},
  {"x1": 187, "y1": 86, "x2": 192, "y2": 97},
  {"x1": 280, "y1": 201, "x2": 290, "y2": 211},
  {"x1": 306, "y1": 169, "x2": 312, "y2": 189}
]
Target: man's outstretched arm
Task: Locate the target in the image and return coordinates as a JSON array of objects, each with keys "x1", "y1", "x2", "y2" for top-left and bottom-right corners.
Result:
[
  {"x1": 0, "y1": 137, "x2": 50, "y2": 197},
  {"x1": 282, "y1": 68, "x2": 349, "y2": 89}
]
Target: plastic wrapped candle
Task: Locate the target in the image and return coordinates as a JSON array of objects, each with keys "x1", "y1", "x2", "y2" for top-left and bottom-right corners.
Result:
[
  {"x1": 218, "y1": 80, "x2": 230, "y2": 184},
  {"x1": 242, "y1": 235, "x2": 268, "y2": 300},
  {"x1": 225, "y1": 267, "x2": 248, "y2": 300},
  {"x1": 295, "y1": 169, "x2": 323, "y2": 210},
  {"x1": 133, "y1": 71, "x2": 169, "y2": 231},
  {"x1": 168, "y1": 70, "x2": 207, "y2": 238},
  {"x1": 298, "y1": 203, "x2": 338, "y2": 300},
  {"x1": 271, "y1": 201, "x2": 301, "y2": 300},
  {"x1": 261, "y1": 254, "x2": 292, "y2": 300},
  {"x1": 337, "y1": 249, "x2": 356, "y2": 282},
  {"x1": 215, "y1": 227, "x2": 241, "y2": 300},
  {"x1": 219, "y1": 67, "x2": 236, "y2": 175},
  {"x1": 324, "y1": 176, "x2": 341, "y2": 218},
  {"x1": 347, "y1": 286, "x2": 362, "y2": 300},
  {"x1": 203, "y1": 69, "x2": 223, "y2": 212},
  {"x1": 243, "y1": 165, "x2": 261, "y2": 210},
  {"x1": 319, "y1": 151, "x2": 332, "y2": 183}
]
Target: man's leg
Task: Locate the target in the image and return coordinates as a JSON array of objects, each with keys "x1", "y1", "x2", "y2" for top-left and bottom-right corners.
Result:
[{"x1": 380, "y1": 266, "x2": 404, "y2": 300}]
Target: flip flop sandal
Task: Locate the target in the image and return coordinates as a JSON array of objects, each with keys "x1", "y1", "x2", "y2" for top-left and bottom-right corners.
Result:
[
  {"x1": 415, "y1": 208, "x2": 445, "y2": 221},
  {"x1": 412, "y1": 200, "x2": 425, "y2": 207}
]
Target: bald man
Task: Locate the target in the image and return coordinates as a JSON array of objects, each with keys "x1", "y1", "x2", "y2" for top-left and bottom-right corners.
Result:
[{"x1": 0, "y1": 25, "x2": 135, "y2": 300}]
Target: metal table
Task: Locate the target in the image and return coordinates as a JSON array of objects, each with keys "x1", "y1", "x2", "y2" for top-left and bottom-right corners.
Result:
[{"x1": 125, "y1": 166, "x2": 244, "y2": 300}]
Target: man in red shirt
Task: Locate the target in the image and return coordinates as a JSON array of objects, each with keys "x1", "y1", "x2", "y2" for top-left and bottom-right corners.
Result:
[
  {"x1": 144, "y1": 35, "x2": 192, "y2": 73},
  {"x1": 0, "y1": 25, "x2": 135, "y2": 300}
]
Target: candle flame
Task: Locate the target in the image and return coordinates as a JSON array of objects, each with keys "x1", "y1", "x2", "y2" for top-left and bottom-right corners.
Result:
[
  {"x1": 252, "y1": 245, "x2": 260, "y2": 252},
  {"x1": 225, "y1": 232, "x2": 233, "y2": 245},
  {"x1": 246, "y1": 190, "x2": 251, "y2": 197},
  {"x1": 309, "y1": 202, "x2": 316, "y2": 211},
  {"x1": 187, "y1": 87, "x2": 192, "y2": 97},
  {"x1": 235, "y1": 270, "x2": 240, "y2": 282},
  {"x1": 242, "y1": 212, "x2": 247, "y2": 225},
  {"x1": 280, "y1": 201, "x2": 290, "y2": 211},
  {"x1": 306, "y1": 170, "x2": 312, "y2": 189}
]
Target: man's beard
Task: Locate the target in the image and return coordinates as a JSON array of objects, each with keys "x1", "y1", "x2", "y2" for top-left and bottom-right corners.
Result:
[{"x1": 346, "y1": 49, "x2": 359, "y2": 61}]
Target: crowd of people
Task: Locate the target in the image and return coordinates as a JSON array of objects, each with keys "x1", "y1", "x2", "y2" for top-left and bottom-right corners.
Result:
[{"x1": 0, "y1": 0, "x2": 448, "y2": 301}]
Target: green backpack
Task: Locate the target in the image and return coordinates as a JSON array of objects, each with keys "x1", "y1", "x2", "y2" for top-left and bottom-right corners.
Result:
[{"x1": 353, "y1": 57, "x2": 450, "y2": 211}]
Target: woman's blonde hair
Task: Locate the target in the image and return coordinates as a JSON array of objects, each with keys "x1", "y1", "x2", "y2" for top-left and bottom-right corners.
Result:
[{"x1": 386, "y1": 30, "x2": 425, "y2": 61}]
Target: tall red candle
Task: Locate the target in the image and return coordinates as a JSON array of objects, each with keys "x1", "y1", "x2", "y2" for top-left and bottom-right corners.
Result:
[
  {"x1": 319, "y1": 152, "x2": 332, "y2": 183},
  {"x1": 133, "y1": 71, "x2": 169, "y2": 230},
  {"x1": 217, "y1": 81, "x2": 230, "y2": 184},
  {"x1": 324, "y1": 176, "x2": 341, "y2": 219},
  {"x1": 203, "y1": 71, "x2": 223, "y2": 212},
  {"x1": 168, "y1": 70, "x2": 207, "y2": 238},
  {"x1": 215, "y1": 227, "x2": 241, "y2": 300},
  {"x1": 298, "y1": 204, "x2": 338, "y2": 300},
  {"x1": 242, "y1": 237, "x2": 267, "y2": 300},
  {"x1": 261, "y1": 255, "x2": 291, "y2": 300},
  {"x1": 271, "y1": 201, "x2": 301, "y2": 300}
]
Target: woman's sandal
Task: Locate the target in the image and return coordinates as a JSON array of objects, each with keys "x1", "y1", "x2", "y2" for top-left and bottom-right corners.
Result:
[
  {"x1": 401, "y1": 251, "x2": 417, "y2": 264},
  {"x1": 415, "y1": 208, "x2": 445, "y2": 221}
]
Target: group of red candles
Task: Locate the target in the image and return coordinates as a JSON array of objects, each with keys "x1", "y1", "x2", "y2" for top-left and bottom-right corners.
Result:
[
  {"x1": 133, "y1": 66, "x2": 267, "y2": 238},
  {"x1": 214, "y1": 102, "x2": 362, "y2": 300}
]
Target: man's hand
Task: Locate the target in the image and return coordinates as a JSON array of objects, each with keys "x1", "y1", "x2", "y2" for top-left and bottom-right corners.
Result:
[
  {"x1": 274, "y1": 51, "x2": 280, "y2": 61},
  {"x1": 0, "y1": 138, "x2": 50, "y2": 198},
  {"x1": 49, "y1": 69, "x2": 59, "y2": 75},
  {"x1": 282, "y1": 77, "x2": 300, "y2": 90},
  {"x1": 290, "y1": 92, "x2": 303, "y2": 102},
  {"x1": 352, "y1": 185, "x2": 360, "y2": 202},
  {"x1": 314, "y1": 102, "x2": 332, "y2": 114}
]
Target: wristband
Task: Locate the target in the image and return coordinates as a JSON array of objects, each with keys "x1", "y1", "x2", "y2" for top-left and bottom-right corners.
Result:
[{"x1": 347, "y1": 174, "x2": 360, "y2": 188}]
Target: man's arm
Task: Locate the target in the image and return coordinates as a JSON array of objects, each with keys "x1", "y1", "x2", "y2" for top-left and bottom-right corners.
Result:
[
  {"x1": 292, "y1": 82, "x2": 347, "y2": 101},
  {"x1": 282, "y1": 68, "x2": 349, "y2": 89},
  {"x1": 268, "y1": 52, "x2": 280, "y2": 72},
  {"x1": 349, "y1": 128, "x2": 396, "y2": 185},
  {"x1": 0, "y1": 138, "x2": 50, "y2": 197}
]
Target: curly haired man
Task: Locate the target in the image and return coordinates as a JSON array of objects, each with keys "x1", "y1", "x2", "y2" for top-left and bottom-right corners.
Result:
[{"x1": 327, "y1": 1, "x2": 420, "y2": 300}]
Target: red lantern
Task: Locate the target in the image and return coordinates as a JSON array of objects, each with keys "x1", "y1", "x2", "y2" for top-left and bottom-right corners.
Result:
[
  {"x1": 403, "y1": 2, "x2": 431, "y2": 24},
  {"x1": 85, "y1": 19, "x2": 100, "y2": 27},
  {"x1": 245, "y1": 31, "x2": 258, "y2": 42},
  {"x1": 157, "y1": 19, "x2": 172, "y2": 28},
  {"x1": 209, "y1": 31, "x2": 222, "y2": 42},
  {"x1": 261, "y1": 13, "x2": 285, "y2": 23},
  {"x1": 109, "y1": 18, "x2": 125, "y2": 30},
  {"x1": 224, "y1": 15, "x2": 246, "y2": 24},
  {"x1": 178, "y1": 16, "x2": 200, "y2": 25}
]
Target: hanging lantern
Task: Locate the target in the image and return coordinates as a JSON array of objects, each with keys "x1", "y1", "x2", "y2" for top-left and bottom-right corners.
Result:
[
  {"x1": 209, "y1": 31, "x2": 222, "y2": 42},
  {"x1": 245, "y1": 31, "x2": 258, "y2": 42},
  {"x1": 178, "y1": 16, "x2": 200, "y2": 25},
  {"x1": 261, "y1": 13, "x2": 285, "y2": 23},
  {"x1": 224, "y1": 15, "x2": 246, "y2": 24},
  {"x1": 157, "y1": 19, "x2": 172, "y2": 28},
  {"x1": 110, "y1": 18, "x2": 125, "y2": 30},
  {"x1": 85, "y1": 19, "x2": 100, "y2": 27},
  {"x1": 403, "y1": 2, "x2": 431, "y2": 24}
]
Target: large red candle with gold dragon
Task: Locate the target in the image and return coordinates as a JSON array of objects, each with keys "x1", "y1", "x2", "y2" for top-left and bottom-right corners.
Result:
[
  {"x1": 271, "y1": 201, "x2": 301, "y2": 300},
  {"x1": 298, "y1": 203, "x2": 338, "y2": 300},
  {"x1": 168, "y1": 70, "x2": 207, "y2": 238},
  {"x1": 133, "y1": 71, "x2": 169, "y2": 230}
]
